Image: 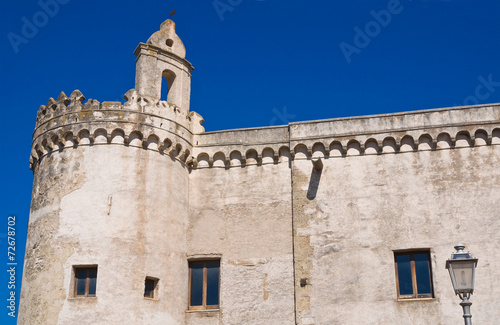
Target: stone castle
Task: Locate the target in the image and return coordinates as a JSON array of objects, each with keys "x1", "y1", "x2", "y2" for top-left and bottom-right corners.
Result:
[{"x1": 20, "y1": 20, "x2": 500, "y2": 324}]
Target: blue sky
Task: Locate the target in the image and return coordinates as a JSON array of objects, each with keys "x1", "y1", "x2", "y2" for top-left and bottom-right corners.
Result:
[{"x1": 1, "y1": 0, "x2": 500, "y2": 323}]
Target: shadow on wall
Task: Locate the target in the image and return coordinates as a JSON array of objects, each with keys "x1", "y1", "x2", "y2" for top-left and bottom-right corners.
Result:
[{"x1": 307, "y1": 165, "x2": 322, "y2": 200}]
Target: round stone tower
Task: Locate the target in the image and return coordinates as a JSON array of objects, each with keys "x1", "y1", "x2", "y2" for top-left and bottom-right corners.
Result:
[{"x1": 19, "y1": 20, "x2": 204, "y2": 324}]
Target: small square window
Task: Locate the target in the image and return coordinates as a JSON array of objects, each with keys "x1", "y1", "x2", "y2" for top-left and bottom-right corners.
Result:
[
  {"x1": 144, "y1": 277, "x2": 158, "y2": 299},
  {"x1": 394, "y1": 250, "x2": 434, "y2": 299},
  {"x1": 188, "y1": 260, "x2": 220, "y2": 310},
  {"x1": 74, "y1": 266, "x2": 98, "y2": 297}
]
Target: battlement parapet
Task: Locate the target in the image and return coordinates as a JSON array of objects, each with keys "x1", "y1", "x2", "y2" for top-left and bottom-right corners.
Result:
[
  {"x1": 35, "y1": 89, "x2": 204, "y2": 133},
  {"x1": 30, "y1": 89, "x2": 204, "y2": 170},
  {"x1": 191, "y1": 104, "x2": 500, "y2": 169}
]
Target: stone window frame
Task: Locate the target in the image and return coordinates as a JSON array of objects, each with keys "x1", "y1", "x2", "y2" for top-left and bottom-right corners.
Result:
[
  {"x1": 188, "y1": 259, "x2": 220, "y2": 311},
  {"x1": 393, "y1": 250, "x2": 434, "y2": 300}
]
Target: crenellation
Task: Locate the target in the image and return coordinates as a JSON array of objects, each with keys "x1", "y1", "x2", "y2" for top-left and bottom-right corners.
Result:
[
  {"x1": 36, "y1": 106, "x2": 45, "y2": 125},
  {"x1": 68, "y1": 90, "x2": 85, "y2": 109},
  {"x1": 189, "y1": 123, "x2": 499, "y2": 169},
  {"x1": 188, "y1": 111, "x2": 205, "y2": 134},
  {"x1": 83, "y1": 98, "x2": 100, "y2": 111},
  {"x1": 54, "y1": 93, "x2": 69, "y2": 119},
  {"x1": 46, "y1": 97, "x2": 56, "y2": 110},
  {"x1": 42, "y1": 98, "x2": 56, "y2": 121},
  {"x1": 30, "y1": 83, "x2": 207, "y2": 170},
  {"x1": 29, "y1": 124, "x2": 195, "y2": 170},
  {"x1": 101, "y1": 101, "x2": 122, "y2": 110},
  {"x1": 56, "y1": 91, "x2": 69, "y2": 104},
  {"x1": 188, "y1": 110, "x2": 497, "y2": 169},
  {"x1": 35, "y1": 89, "x2": 204, "y2": 137},
  {"x1": 123, "y1": 89, "x2": 139, "y2": 110}
]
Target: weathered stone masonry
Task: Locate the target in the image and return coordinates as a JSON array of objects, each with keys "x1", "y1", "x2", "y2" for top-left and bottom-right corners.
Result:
[{"x1": 20, "y1": 19, "x2": 500, "y2": 325}]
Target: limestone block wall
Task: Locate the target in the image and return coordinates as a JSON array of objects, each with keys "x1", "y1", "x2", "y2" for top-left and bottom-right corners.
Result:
[
  {"x1": 292, "y1": 145, "x2": 500, "y2": 325},
  {"x1": 289, "y1": 106, "x2": 500, "y2": 325},
  {"x1": 20, "y1": 80, "x2": 499, "y2": 325},
  {"x1": 20, "y1": 145, "x2": 190, "y2": 324},
  {"x1": 190, "y1": 103, "x2": 500, "y2": 325},
  {"x1": 187, "y1": 161, "x2": 295, "y2": 324}
]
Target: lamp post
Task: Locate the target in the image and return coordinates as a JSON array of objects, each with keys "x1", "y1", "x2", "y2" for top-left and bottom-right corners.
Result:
[{"x1": 445, "y1": 244, "x2": 478, "y2": 325}]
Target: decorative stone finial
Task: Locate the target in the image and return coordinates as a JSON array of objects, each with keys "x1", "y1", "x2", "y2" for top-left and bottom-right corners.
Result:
[
  {"x1": 160, "y1": 19, "x2": 175, "y2": 31},
  {"x1": 146, "y1": 19, "x2": 186, "y2": 58}
]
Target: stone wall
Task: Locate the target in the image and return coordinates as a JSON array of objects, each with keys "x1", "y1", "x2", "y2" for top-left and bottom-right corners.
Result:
[
  {"x1": 189, "y1": 104, "x2": 500, "y2": 325},
  {"x1": 292, "y1": 145, "x2": 500, "y2": 324},
  {"x1": 20, "y1": 144, "x2": 191, "y2": 324},
  {"x1": 20, "y1": 86, "x2": 199, "y2": 324},
  {"x1": 188, "y1": 164, "x2": 295, "y2": 325},
  {"x1": 20, "y1": 98, "x2": 500, "y2": 324}
]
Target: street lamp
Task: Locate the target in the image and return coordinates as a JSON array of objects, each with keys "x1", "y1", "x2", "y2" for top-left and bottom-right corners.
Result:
[{"x1": 445, "y1": 244, "x2": 478, "y2": 325}]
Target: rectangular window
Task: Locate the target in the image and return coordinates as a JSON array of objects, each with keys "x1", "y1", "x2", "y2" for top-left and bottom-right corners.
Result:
[
  {"x1": 144, "y1": 277, "x2": 158, "y2": 299},
  {"x1": 189, "y1": 260, "x2": 220, "y2": 310},
  {"x1": 74, "y1": 266, "x2": 98, "y2": 297},
  {"x1": 394, "y1": 251, "x2": 433, "y2": 299}
]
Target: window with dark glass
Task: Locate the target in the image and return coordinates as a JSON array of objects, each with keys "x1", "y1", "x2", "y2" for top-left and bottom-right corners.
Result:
[
  {"x1": 144, "y1": 277, "x2": 158, "y2": 299},
  {"x1": 189, "y1": 260, "x2": 220, "y2": 310},
  {"x1": 74, "y1": 266, "x2": 97, "y2": 297},
  {"x1": 394, "y1": 251, "x2": 433, "y2": 299}
]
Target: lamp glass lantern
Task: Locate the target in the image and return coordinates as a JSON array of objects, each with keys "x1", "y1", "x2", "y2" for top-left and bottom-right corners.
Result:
[{"x1": 445, "y1": 244, "x2": 478, "y2": 299}]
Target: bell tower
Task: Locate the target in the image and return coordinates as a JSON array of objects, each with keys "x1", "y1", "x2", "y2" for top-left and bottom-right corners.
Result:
[{"x1": 134, "y1": 19, "x2": 193, "y2": 111}]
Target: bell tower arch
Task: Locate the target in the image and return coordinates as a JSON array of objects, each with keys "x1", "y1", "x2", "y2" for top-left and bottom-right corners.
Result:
[{"x1": 134, "y1": 19, "x2": 193, "y2": 111}]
